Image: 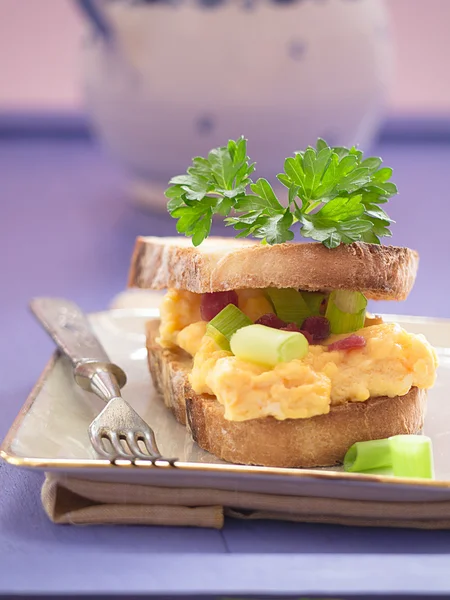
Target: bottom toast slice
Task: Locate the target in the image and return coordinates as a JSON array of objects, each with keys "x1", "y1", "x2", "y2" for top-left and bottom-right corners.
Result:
[{"x1": 146, "y1": 319, "x2": 427, "y2": 468}]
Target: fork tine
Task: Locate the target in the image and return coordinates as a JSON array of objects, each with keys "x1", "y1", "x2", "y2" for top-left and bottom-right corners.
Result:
[
  {"x1": 108, "y1": 431, "x2": 133, "y2": 459},
  {"x1": 89, "y1": 399, "x2": 177, "y2": 464},
  {"x1": 140, "y1": 431, "x2": 179, "y2": 465},
  {"x1": 125, "y1": 432, "x2": 158, "y2": 461},
  {"x1": 89, "y1": 430, "x2": 112, "y2": 459},
  {"x1": 139, "y1": 430, "x2": 162, "y2": 460}
]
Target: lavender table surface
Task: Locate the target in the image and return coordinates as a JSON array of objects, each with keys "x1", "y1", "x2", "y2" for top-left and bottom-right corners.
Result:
[{"x1": 1, "y1": 136, "x2": 450, "y2": 598}]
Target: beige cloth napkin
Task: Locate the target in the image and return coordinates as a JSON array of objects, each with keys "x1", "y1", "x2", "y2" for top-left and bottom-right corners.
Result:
[{"x1": 41, "y1": 474, "x2": 450, "y2": 529}]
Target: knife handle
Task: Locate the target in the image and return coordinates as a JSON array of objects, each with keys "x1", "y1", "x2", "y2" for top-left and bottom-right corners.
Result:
[
  {"x1": 30, "y1": 297, "x2": 111, "y2": 364},
  {"x1": 30, "y1": 297, "x2": 127, "y2": 397}
]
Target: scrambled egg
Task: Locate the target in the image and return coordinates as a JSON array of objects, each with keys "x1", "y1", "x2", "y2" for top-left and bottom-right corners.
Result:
[
  {"x1": 189, "y1": 335, "x2": 331, "y2": 420},
  {"x1": 158, "y1": 289, "x2": 438, "y2": 421},
  {"x1": 236, "y1": 289, "x2": 273, "y2": 322},
  {"x1": 158, "y1": 288, "x2": 270, "y2": 347},
  {"x1": 177, "y1": 321, "x2": 207, "y2": 356},
  {"x1": 157, "y1": 289, "x2": 202, "y2": 347}
]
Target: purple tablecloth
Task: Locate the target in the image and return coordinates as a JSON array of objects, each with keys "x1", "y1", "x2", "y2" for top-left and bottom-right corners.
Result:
[{"x1": 1, "y1": 136, "x2": 450, "y2": 597}]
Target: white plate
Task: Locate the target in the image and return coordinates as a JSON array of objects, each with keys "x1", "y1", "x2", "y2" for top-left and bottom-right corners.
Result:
[{"x1": 3, "y1": 309, "x2": 450, "y2": 503}]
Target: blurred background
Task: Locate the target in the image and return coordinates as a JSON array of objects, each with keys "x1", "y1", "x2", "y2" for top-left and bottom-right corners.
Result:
[
  {"x1": 1, "y1": 0, "x2": 450, "y2": 317},
  {"x1": 2, "y1": 1, "x2": 450, "y2": 118},
  {"x1": 2, "y1": 0, "x2": 450, "y2": 198}
]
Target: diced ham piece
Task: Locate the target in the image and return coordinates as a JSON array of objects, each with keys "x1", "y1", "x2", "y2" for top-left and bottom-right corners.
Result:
[
  {"x1": 301, "y1": 316, "x2": 330, "y2": 343},
  {"x1": 256, "y1": 313, "x2": 315, "y2": 346},
  {"x1": 258, "y1": 315, "x2": 314, "y2": 344},
  {"x1": 328, "y1": 334, "x2": 366, "y2": 352},
  {"x1": 200, "y1": 290, "x2": 239, "y2": 321},
  {"x1": 255, "y1": 313, "x2": 287, "y2": 329},
  {"x1": 281, "y1": 323, "x2": 314, "y2": 344}
]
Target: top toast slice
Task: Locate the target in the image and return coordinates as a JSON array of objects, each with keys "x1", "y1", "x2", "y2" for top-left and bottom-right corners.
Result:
[{"x1": 128, "y1": 236, "x2": 419, "y2": 301}]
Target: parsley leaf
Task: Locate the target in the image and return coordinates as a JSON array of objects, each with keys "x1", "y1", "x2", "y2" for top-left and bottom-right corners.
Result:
[
  {"x1": 297, "y1": 195, "x2": 372, "y2": 248},
  {"x1": 225, "y1": 178, "x2": 286, "y2": 243},
  {"x1": 165, "y1": 137, "x2": 398, "y2": 248},
  {"x1": 165, "y1": 136, "x2": 254, "y2": 245},
  {"x1": 171, "y1": 199, "x2": 214, "y2": 246},
  {"x1": 277, "y1": 140, "x2": 397, "y2": 247},
  {"x1": 249, "y1": 178, "x2": 284, "y2": 212},
  {"x1": 255, "y1": 209, "x2": 295, "y2": 244}
]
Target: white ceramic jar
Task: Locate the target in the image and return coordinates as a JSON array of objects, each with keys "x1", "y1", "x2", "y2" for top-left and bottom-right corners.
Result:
[{"x1": 79, "y1": 0, "x2": 393, "y2": 211}]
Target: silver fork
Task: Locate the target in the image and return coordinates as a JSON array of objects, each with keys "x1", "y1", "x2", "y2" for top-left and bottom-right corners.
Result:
[{"x1": 30, "y1": 297, "x2": 176, "y2": 465}]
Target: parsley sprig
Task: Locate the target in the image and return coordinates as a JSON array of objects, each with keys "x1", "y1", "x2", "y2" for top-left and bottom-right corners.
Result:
[{"x1": 165, "y1": 137, "x2": 397, "y2": 248}]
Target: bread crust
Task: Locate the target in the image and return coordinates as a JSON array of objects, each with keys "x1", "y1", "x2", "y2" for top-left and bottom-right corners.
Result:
[
  {"x1": 129, "y1": 236, "x2": 418, "y2": 301},
  {"x1": 146, "y1": 320, "x2": 427, "y2": 468}
]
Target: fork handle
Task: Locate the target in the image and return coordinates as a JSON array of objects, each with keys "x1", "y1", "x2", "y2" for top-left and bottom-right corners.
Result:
[{"x1": 29, "y1": 297, "x2": 127, "y2": 395}]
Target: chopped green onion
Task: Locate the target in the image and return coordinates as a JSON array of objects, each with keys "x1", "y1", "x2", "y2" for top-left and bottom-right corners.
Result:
[
  {"x1": 230, "y1": 324, "x2": 309, "y2": 367},
  {"x1": 360, "y1": 466, "x2": 394, "y2": 476},
  {"x1": 389, "y1": 435, "x2": 434, "y2": 479},
  {"x1": 325, "y1": 290, "x2": 367, "y2": 334},
  {"x1": 206, "y1": 304, "x2": 252, "y2": 350},
  {"x1": 265, "y1": 288, "x2": 311, "y2": 325},
  {"x1": 343, "y1": 434, "x2": 434, "y2": 479},
  {"x1": 333, "y1": 289, "x2": 367, "y2": 313},
  {"x1": 301, "y1": 291, "x2": 326, "y2": 315},
  {"x1": 344, "y1": 438, "x2": 392, "y2": 473},
  {"x1": 206, "y1": 326, "x2": 230, "y2": 350}
]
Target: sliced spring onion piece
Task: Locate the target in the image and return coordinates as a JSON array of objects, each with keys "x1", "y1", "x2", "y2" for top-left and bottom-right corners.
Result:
[
  {"x1": 389, "y1": 435, "x2": 434, "y2": 479},
  {"x1": 360, "y1": 466, "x2": 394, "y2": 476},
  {"x1": 333, "y1": 289, "x2": 367, "y2": 313},
  {"x1": 230, "y1": 324, "x2": 309, "y2": 367},
  {"x1": 325, "y1": 290, "x2": 367, "y2": 334},
  {"x1": 343, "y1": 434, "x2": 434, "y2": 479},
  {"x1": 344, "y1": 438, "x2": 392, "y2": 473},
  {"x1": 265, "y1": 288, "x2": 311, "y2": 326},
  {"x1": 206, "y1": 326, "x2": 230, "y2": 350},
  {"x1": 301, "y1": 291, "x2": 326, "y2": 315},
  {"x1": 206, "y1": 304, "x2": 253, "y2": 350}
]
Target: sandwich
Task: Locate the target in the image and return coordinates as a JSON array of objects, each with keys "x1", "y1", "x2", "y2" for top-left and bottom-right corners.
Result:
[{"x1": 127, "y1": 137, "x2": 438, "y2": 468}]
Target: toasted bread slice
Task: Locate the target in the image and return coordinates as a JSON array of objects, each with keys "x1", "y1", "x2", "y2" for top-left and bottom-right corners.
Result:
[
  {"x1": 146, "y1": 320, "x2": 427, "y2": 468},
  {"x1": 129, "y1": 236, "x2": 418, "y2": 301}
]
